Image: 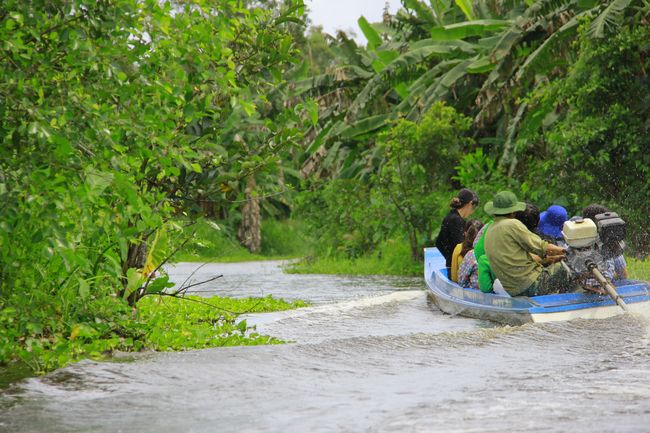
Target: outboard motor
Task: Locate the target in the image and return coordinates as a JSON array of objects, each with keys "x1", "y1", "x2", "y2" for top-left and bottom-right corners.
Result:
[{"x1": 562, "y1": 213, "x2": 628, "y2": 311}]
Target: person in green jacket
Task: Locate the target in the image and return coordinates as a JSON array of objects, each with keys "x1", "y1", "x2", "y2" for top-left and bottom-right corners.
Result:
[
  {"x1": 474, "y1": 222, "x2": 494, "y2": 293},
  {"x1": 483, "y1": 191, "x2": 572, "y2": 297}
]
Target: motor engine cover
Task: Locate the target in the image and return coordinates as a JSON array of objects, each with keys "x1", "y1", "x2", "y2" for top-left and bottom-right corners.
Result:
[
  {"x1": 594, "y1": 212, "x2": 626, "y2": 259},
  {"x1": 562, "y1": 218, "x2": 598, "y2": 248}
]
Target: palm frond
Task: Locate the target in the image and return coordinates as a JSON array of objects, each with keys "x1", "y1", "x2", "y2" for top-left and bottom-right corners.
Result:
[
  {"x1": 346, "y1": 42, "x2": 473, "y2": 121},
  {"x1": 514, "y1": 10, "x2": 588, "y2": 82},
  {"x1": 409, "y1": 58, "x2": 474, "y2": 119},
  {"x1": 454, "y1": 0, "x2": 476, "y2": 20},
  {"x1": 589, "y1": 0, "x2": 633, "y2": 38},
  {"x1": 526, "y1": 0, "x2": 579, "y2": 18},
  {"x1": 430, "y1": 19, "x2": 513, "y2": 40}
]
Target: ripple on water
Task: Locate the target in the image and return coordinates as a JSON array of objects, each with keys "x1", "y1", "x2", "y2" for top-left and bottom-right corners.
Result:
[{"x1": 2, "y1": 261, "x2": 650, "y2": 433}]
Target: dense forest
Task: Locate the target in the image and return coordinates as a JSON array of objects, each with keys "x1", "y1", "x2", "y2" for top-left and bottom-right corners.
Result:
[{"x1": 1, "y1": 0, "x2": 649, "y2": 372}]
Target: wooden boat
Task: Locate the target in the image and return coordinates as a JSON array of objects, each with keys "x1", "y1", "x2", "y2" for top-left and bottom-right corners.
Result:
[{"x1": 424, "y1": 247, "x2": 650, "y2": 325}]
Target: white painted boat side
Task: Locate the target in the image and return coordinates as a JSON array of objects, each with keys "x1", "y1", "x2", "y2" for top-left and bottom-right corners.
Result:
[{"x1": 530, "y1": 301, "x2": 650, "y2": 323}]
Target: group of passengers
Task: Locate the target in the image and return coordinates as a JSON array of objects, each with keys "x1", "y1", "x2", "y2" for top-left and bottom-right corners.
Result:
[{"x1": 435, "y1": 189, "x2": 627, "y2": 297}]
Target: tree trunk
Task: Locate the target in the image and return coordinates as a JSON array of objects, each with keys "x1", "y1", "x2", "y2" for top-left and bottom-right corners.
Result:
[
  {"x1": 119, "y1": 236, "x2": 148, "y2": 306},
  {"x1": 408, "y1": 229, "x2": 421, "y2": 261},
  {"x1": 238, "y1": 176, "x2": 261, "y2": 253}
]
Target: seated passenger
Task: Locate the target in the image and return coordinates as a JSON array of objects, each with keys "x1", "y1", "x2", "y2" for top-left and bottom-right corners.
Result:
[
  {"x1": 473, "y1": 218, "x2": 495, "y2": 293},
  {"x1": 516, "y1": 202, "x2": 540, "y2": 233},
  {"x1": 582, "y1": 203, "x2": 628, "y2": 280},
  {"x1": 483, "y1": 191, "x2": 574, "y2": 297},
  {"x1": 537, "y1": 205, "x2": 568, "y2": 247},
  {"x1": 435, "y1": 189, "x2": 479, "y2": 271},
  {"x1": 450, "y1": 219, "x2": 483, "y2": 282},
  {"x1": 478, "y1": 202, "x2": 539, "y2": 294},
  {"x1": 473, "y1": 220, "x2": 491, "y2": 260},
  {"x1": 456, "y1": 220, "x2": 484, "y2": 289}
]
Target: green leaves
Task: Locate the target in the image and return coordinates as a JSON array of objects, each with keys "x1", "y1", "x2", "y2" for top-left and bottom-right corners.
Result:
[
  {"x1": 375, "y1": 103, "x2": 473, "y2": 259},
  {"x1": 454, "y1": 0, "x2": 475, "y2": 20},
  {"x1": 589, "y1": 0, "x2": 633, "y2": 38},
  {"x1": 0, "y1": 0, "x2": 309, "y2": 370},
  {"x1": 358, "y1": 16, "x2": 382, "y2": 50},
  {"x1": 430, "y1": 20, "x2": 512, "y2": 40}
]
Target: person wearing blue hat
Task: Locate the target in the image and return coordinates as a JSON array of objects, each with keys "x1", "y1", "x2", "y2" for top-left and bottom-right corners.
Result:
[
  {"x1": 538, "y1": 205, "x2": 568, "y2": 245},
  {"x1": 483, "y1": 191, "x2": 575, "y2": 297}
]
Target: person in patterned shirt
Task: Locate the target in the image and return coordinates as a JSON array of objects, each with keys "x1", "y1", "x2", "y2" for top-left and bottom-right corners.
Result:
[{"x1": 457, "y1": 220, "x2": 484, "y2": 290}]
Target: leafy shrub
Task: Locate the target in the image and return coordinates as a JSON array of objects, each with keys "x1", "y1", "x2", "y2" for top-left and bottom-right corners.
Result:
[
  {"x1": 294, "y1": 179, "x2": 396, "y2": 258},
  {"x1": 375, "y1": 102, "x2": 474, "y2": 259},
  {"x1": 287, "y1": 237, "x2": 422, "y2": 276},
  {"x1": 260, "y1": 219, "x2": 313, "y2": 257}
]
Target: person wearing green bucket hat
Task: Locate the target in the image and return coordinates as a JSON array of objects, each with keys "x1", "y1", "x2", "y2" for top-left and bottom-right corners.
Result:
[
  {"x1": 483, "y1": 191, "x2": 576, "y2": 297},
  {"x1": 483, "y1": 190, "x2": 526, "y2": 216}
]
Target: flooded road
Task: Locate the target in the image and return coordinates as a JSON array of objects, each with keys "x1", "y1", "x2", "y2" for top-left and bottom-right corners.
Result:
[{"x1": 2, "y1": 260, "x2": 650, "y2": 433}]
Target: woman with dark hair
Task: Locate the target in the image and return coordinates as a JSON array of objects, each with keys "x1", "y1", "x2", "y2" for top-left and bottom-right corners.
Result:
[
  {"x1": 435, "y1": 188, "x2": 479, "y2": 270},
  {"x1": 450, "y1": 219, "x2": 484, "y2": 282}
]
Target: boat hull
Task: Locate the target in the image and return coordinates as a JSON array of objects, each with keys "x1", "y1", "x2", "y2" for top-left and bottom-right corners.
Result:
[{"x1": 424, "y1": 247, "x2": 650, "y2": 325}]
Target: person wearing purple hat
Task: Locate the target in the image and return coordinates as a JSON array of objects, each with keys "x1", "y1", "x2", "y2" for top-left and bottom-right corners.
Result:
[{"x1": 538, "y1": 205, "x2": 568, "y2": 245}]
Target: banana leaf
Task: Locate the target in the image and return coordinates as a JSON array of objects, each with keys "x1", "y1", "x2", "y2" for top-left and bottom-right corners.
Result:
[
  {"x1": 340, "y1": 114, "x2": 391, "y2": 139},
  {"x1": 430, "y1": 19, "x2": 512, "y2": 40}
]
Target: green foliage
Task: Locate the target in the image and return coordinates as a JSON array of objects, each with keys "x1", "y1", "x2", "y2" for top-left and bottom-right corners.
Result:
[
  {"x1": 294, "y1": 179, "x2": 397, "y2": 258},
  {"x1": 0, "y1": 295, "x2": 140, "y2": 373},
  {"x1": 0, "y1": 0, "x2": 310, "y2": 373},
  {"x1": 0, "y1": 294, "x2": 308, "y2": 373},
  {"x1": 375, "y1": 102, "x2": 473, "y2": 259},
  {"x1": 174, "y1": 219, "x2": 263, "y2": 262},
  {"x1": 589, "y1": 0, "x2": 633, "y2": 38},
  {"x1": 628, "y1": 258, "x2": 650, "y2": 282},
  {"x1": 302, "y1": 26, "x2": 337, "y2": 75},
  {"x1": 174, "y1": 218, "x2": 311, "y2": 261},
  {"x1": 260, "y1": 219, "x2": 313, "y2": 256},
  {"x1": 0, "y1": 0, "x2": 308, "y2": 295},
  {"x1": 135, "y1": 295, "x2": 307, "y2": 351},
  {"x1": 287, "y1": 238, "x2": 422, "y2": 276}
]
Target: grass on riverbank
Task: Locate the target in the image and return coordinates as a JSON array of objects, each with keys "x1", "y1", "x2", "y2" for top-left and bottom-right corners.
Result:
[
  {"x1": 628, "y1": 257, "x2": 650, "y2": 281},
  {"x1": 0, "y1": 294, "x2": 309, "y2": 375},
  {"x1": 174, "y1": 219, "x2": 313, "y2": 262},
  {"x1": 287, "y1": 238, "x2": 422, "y2": 277}
]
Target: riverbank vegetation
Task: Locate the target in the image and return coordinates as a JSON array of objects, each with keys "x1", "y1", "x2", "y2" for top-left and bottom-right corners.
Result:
[
  {"x1": 175, "y1": 219, "x2": 313, "y2": 262},
  {"x1": 629, "y1": 259, "x2": 650, "y2": 282},
  {"x1": 1, "y1": 0, "x2": 649, "y2": 374},
  {"x1": 0, "y1": 294, "x2": 307, "y2": 374}
]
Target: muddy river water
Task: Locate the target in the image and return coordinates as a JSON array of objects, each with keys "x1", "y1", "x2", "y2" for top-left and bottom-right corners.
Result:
[{"x1": 1, "y1": 260, "x2": 650, "y2": 432}]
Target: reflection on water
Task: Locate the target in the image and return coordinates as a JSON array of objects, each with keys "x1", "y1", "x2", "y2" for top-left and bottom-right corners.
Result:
[{"x1": 1, "y1": 261, "x2": 650, "y2": 433}]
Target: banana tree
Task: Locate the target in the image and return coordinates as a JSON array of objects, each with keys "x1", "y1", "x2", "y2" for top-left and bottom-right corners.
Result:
[
  {"x1": 297, "y1": 0, "x2": 647, "y2": 183},
  {"x1": 295, "y1": 0, "x2": 512, "y2": 181}
]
